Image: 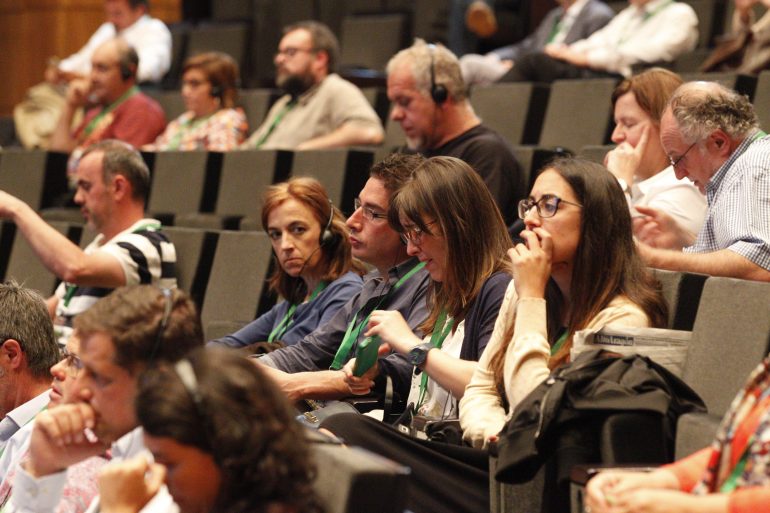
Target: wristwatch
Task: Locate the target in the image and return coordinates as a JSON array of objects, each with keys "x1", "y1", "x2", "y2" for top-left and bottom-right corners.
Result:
[{"x1": 408, "y1": 342, "x2": 434, "y2": 368}]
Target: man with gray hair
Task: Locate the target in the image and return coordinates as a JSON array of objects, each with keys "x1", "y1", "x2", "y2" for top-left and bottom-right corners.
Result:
[
  {"x1": 386, "y1": 39, "x2": 524, "y2": 225},
  {"x1": 0, "y1": 140, "x2": 177, "y2": 341},
  {"x1": 637, "y1": 81, "x2": 770, "y2": 281},
  {"x1": 0, "y1": 281, "x2": 59, "y2": 455}
]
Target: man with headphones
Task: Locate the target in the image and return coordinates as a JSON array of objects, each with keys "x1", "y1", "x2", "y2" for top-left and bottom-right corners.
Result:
[
  {"x1": 386, "y1": 40, "x2": 524, "y2": 226},
  {"x1": 49, "y1": 37, "x2": 166, "y2": 173}
]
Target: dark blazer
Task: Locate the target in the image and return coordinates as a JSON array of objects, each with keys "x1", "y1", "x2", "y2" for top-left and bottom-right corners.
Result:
[{"x1": 491, "y1": 0, "x2": 615, "y2": 62}]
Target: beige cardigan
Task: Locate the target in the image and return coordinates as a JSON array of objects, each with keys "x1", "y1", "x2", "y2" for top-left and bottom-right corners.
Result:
[{"x1": 459, "y1": 281, "x2": 651, "y2": 449}]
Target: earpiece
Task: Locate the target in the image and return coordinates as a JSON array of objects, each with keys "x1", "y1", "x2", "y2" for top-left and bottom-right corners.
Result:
[
  {"x1": 119, "y1": 62, "x2": 134, "y2": 81},
  {"x1": 320, "y1": 199, "x2": 339, "y2": 246},
  {"x1": 210, "y1": 84, "x2": 223, "y2": 99},
  {"x1": 428, "y1": 44, "x2": 448, "y2": 105}
]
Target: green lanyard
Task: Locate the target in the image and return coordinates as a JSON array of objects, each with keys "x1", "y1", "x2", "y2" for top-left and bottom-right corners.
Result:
[
  {"x1": 329, "y1": 262, "x2": 425, "y2": 370},
  {"x1": 550, "y1": 329, "x2": 569, "y2": 356},
  {"x1": 719, "y1": 442, "x2": 751, "y2": 493},
  {"x1": 416, "y1": 310, "x2": 454, "y2": 409},
  {"x1": 268, "y1": 281, "x2": 328, "y2": 343},
  {"x1": 618, "y1": 0, "x2": 674, "y2": 45},
  {"x1": 166, "y1": 113, "x2": 214, "y2": 150},
  {"x1": 62, "y1": 221, "x2": 162, "y2": 307},
  {"x1": 83, "y1": 86, "x2": 140, "y2": 137},
  {"x1": 253, "y1": 99, "x2": 296, "y2": 148},
  {"x1": 545, "y1": 12, "x2": 564, "y2": 44}
]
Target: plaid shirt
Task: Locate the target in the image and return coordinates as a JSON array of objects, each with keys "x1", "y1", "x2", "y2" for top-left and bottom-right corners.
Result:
[{"x1": 686, "y1": 130, "x2": 770, "y2": 271}]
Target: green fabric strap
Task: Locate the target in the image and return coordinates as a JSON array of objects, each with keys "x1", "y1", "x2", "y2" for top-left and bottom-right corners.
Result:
[
  {"x1": 416, "y1": 310, "x2": 454, "y2": 409},
  {"x1": 83, "y1": 85, "x2": 140, "y2": 137},
  {"x1": 329, "y1": 262, "x2": 425, "y2": 370},
  {"x1": 253, "y1": 99, "x2": 296, "y2": 148},
  {"x1": 268, "y1": 281, "x2": 327, "y2": 343},
  {"x1": 550, "y1": 329, "x2": 569, "y2": 357}
]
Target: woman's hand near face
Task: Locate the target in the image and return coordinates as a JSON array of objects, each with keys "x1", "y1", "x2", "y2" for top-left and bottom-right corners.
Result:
[
  {"x1": 365, "y1": 310, "x2": 421, "y2": 355},
  {"x1": 99, "y1": 455, "x2": 166, "y2": 513},
  {"x1": 510, "y1": 228, "x2": 552, "y2": 299},
  {"x1": 606, "y1": 123, "x2": 651, "y2": 186}
]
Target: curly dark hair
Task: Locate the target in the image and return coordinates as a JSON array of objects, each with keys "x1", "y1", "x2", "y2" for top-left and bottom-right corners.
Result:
[{"x1": 136, "y1": 348, "x2": 322, "y2": 513}]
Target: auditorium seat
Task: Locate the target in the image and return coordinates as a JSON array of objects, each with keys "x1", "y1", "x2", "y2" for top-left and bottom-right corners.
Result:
[
  {"x1": 175, "y1": 149, "x2": 292, "y2": 230},
  {"x1": 537, "y1": 78, "x2": 618, "y2": 153},
  {"x1": 0, "y1": 149, "x2": 68, "y2": 211},
  {"x1": 651, "y1": 269, "x2": 708, "y2": 331},
  {"x1": 144, "y1": 151, "x2": 222, "y2": 225},
  {"x1": 472, "y1": 82, "x2": 549, "y2": 145},
  {"x1": 683, "y1": 0, "x2": 724, "y2": 48},
  {"x1": 679, "y1": 71, "x2": 757, "y2": 99},
  {"x1": 200, "y1": 230, "x2": 275, "y2": 340},
  {"x1": 381, "y1": 115, "x2": 406, "y2": 153},
  {"x1": 162, "y1": 226, "x2": 218, "y2": 308},
  {"x1": 339, "y1": 14, "x2": 408, "y2": 72},
  {"x1": 753, "y1": 70, "x2": 770, "y2": 129},
  {"x1": 185, "y1": 22, "x2": 250, "y2": 83},
  {"x1": 578, "y1": 145, "x2": 613, "y2": 165},
  {"x1": 237, "y1": 88, "x2": 277, "y2": 132},
  {"x1": 290, "y1": 149, "x2": 375, "y2": 214},
  {"x1": 144, "y1": 90, "x2": 186, "y2": 121}
]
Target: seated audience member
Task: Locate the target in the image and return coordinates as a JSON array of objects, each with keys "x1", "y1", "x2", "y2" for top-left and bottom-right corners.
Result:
[
  {"x1": 9, "y1": 286, "x2": 203, "y2": 513},
  {"x1": 145, "y1": 52, "x2": 247, "y2": 151},
  {"x1": 460, "y1": 158, "x2": 666, "y2": 447},
  {"x1": 586, "y1": 353, "x2": 770, "y2": 513},
  {"x1": 49, "y1": 38, "x2": 166, "y2": 175},
  {"x1": 0, "y1": 141, "x2": 177, "y2": 343},
  {"x1": 322, "y1": 156, "x2": 512, "y2": 513},
  {"x1": 0, "y1": 333, "x2": 109, "y2": 513},
  {"x1": 98, "y1": 348, "x2": 322, "y2": 513},
  {"x1": 700, "y1": 0, "x2": 770, "y2": 75},
  {"x1": 47, "y1": 0, "x2": 170, "y2": 85},
  {"x1": 209, "y1": 177, "x2": 365, "y2": 350},
  {"x1": 502, "y1": 0, "x2": 698, "y2": 83},
  {"x1": 241, "y1": 21, "x2": 383, "y2": 150},
  {"x1": 638, "y1": 82, "x2": 770, "y2": 281},
  {"x1": 14, "y1": 0, "x2": 171, "y2": 150},
  {"x1": 257, "y1": 154, "x2": 431, "y2": 404},
  {"x1": 386, "y1": 40, "x2": 524, "y2": 225},
  {"x1": 0, "y1": 282, "x2": 59, "y2": 472},
  {"x1": 460, "y1": 0, "x2": 614, "y2": 86},
  {"x1": 606, "y1": 68, "x2": 706, "y2": 249}
]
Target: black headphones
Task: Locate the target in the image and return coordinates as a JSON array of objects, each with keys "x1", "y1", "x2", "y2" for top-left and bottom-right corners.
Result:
[
  {"x1": 118, "y1": 47, "x2": 138, "y2": 82},
  {"x1": 320, "y1": 199, "x2": 339, "y2": 246},
  {"x1": 428, "y1": 43, "x2": 448, "y2": 105},
  {"x1": 210, "y1": 83, "x2": 223, "y2": 100}
]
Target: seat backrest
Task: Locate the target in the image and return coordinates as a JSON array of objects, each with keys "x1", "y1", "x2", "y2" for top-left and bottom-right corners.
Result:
[
  {"x1": 339, "y1": 14, "x2": 407, "y2": 71},
  {"x1": 200, "y1": 230, "x2": 274, "y2": 334},
  {"x1": 472, "y1": 83, "x2": 549, "y2": 145},
  {"x1": 682, "y1": 277, "x2": 770, "y2": 415},
  {"x1": 291, "y1": 149, "x2": 374, "y2": 214},
  {"x1": 0, "y1": 150, "x2": 68, "y2": 210},
  {"x1": 237, "y1": 88, "x2": 276, "y2": 132},
  {"x1": 753, "y1": 71, "x2": 770, "y2": 130},
  {"x1": 144, "y1": 90, "x2": 187, "y2": 121},
  {"x1": 162, "y1": 227, "x2": 218, "y2": 308},
  {"x1": 679, "y1": 71, "x2": 757, "y2": 99},
  {"x1": 650, "y1": 269, "x2": 708, "y2": 331},
  {"x1": 185, "y1": 22, "x2": 249, "y2": 79},
  {"x1": 311, "y1": 443, "x2": 411, "y2": 513},
  {"x1": 538, "y1": 79, "x2": 618, "y2": 152},
  {"x1": 2, "y1": 221, "x2": 80, "y2": 296},
  {"x1": 682, "y1": 0, "x2": 723, "y2": 48},
  {"x1": 577, "y1": 145, "x2": 613, "y2": 165},
  {"x1": 214, "y1": 149, "x2": 292, "y2": 218},
  {"x1": 145, "y1": 151, "x2": 221, "y2": 217}
]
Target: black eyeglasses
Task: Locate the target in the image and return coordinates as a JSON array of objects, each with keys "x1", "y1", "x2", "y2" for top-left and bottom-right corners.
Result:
[
  {"x1": 518, "y1": 195, "x2": 583, "y2": 220},
  {"x1": 60, "y1": 346, "x2": 84, "y2": 376},
  {"x1": 354, "y1": 198, "x2": 388, "y2": 222},
  {"x1": 274, "y1": 47, "x2": 315, "y2": 59},
  {"x1": 668, "y1": 142, "x2": 697, "y2": 169}
]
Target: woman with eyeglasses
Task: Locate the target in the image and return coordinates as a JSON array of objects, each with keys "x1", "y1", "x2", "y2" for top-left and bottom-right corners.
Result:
[
  {"x1": 144, "y1": 52, "x2": 248, "y2": 151},
  {"x1": 320, "y1": 156, "x2": 513, "y2": 513},
  {"x1": 209, "y1": 177, "x2": 365, "y2": 351},
  {"x1": 460, "y1": 157, "x2": 667, "y2": 449},
  {"x1": 604, "y1": 67, "x2": 706, "y2": 250},
  {"x1": 97, "y1": 348, "x2": 322, "y2": 513}
]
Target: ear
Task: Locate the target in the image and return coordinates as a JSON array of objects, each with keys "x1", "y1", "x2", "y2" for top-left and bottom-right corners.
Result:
[
  {"x1": 709, "y1": 130, "x2": 731, "y2": 157},
  {"x1": 1, "y1": 339, "x2": 24, "y2": 370},
  {"x1": 112, "y1": 174, "x2": 130, "y2": 202},
  {"x1": 314, "y1": 49, "x2": 330, "y2": 71}
]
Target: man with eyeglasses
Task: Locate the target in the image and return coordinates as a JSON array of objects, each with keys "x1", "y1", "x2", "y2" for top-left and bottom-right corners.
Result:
[
  {"x1": 258, "y1": 153, "x2": 431, "y2": 407},
  {"x1": 637, "y1": 81, "x2": 770, "y2": 282},
  {"x1": 8, "y1": 286, "x2": 202, "y2": 513},
  {"x1": 241, "y1": 20, "x2": 383, "y2": 150}
]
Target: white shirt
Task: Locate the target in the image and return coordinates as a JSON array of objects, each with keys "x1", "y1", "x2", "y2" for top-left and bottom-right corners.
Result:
[
  {"x1": 58, "y1": 15, "x2": 171, "y2": 83},
  {"x1": 10, "y1": 427, "x2": 178, "y2": 513},
  {"x1": 0, "y1": 391, "x2": 50, "y2": 456},
  {"x1": 407, "y1": 319, "x2": 465, "y2": 420},
  {"x1": 629, "y1": 166, "x2": 707, "y2": 237},
  {"x1": 570, "y1": 0, "x2": 698, "y2": 76}
]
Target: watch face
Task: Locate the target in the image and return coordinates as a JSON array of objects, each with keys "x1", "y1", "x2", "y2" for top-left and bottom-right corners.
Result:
[{"x1": 409, "y1": 344, "x2": 429, "y2": 366}]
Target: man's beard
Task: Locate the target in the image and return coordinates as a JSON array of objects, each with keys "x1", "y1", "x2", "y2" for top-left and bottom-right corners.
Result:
[{"x1": 277, "y1": 72, "x2": 315, "y2": 99}]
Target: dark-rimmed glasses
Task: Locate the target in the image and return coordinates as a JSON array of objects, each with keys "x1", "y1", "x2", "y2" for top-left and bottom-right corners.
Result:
[
  {"x1": 518, "y1": 195, "x2": 583, "y2": 220},
  {"x1": 274, "y1": 47, "x2": 315, "y2": 59},
  {"x1": 60, "y1": 346, "x2": 84, "y2": 376},
  {"x1": 401, "y1": 221, "x2": 437, "y2": 246},
  {"x1": 668, "y1": 142, "x2": 697, "y2": 170}
]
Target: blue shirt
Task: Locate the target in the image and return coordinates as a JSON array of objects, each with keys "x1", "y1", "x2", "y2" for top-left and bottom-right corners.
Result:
[
  {"x1": 208, "y1": 271, "x2": 364, "y2": 347},
  {"x1": 686, "y1": 131, "x2": 770, "y2": 271}
]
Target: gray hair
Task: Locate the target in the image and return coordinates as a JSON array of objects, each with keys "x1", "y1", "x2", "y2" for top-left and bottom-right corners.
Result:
[
  {"x1": 386, "y1": 39, "x2": 468, "y2": 102},
  {"x1": 668, "y1": 82, "x2": 758, "y2": 142},
  {"x1": 81, "y1": 140, "x2": 150, "y2": 204},
  {"x1": 0, "y1": 281, "x2": 59, "y2": 379}
]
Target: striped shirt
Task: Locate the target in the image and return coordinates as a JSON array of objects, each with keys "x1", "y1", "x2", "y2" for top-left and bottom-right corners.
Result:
[
  {"x1": 686, "y1": 131, "x2": 770, "y2": 271},
  {"x1": 53, "y1": 219, "x2": 177, "y2": 336}
]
